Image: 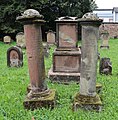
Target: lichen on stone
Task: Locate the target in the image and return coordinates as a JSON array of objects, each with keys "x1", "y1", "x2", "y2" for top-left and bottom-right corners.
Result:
[{"x1": 82, "y1": 12, "x2": 99, "y2": 20}]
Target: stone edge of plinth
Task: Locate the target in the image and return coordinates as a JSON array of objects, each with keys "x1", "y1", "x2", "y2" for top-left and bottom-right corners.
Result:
[
  {"x1": 48, "y1": 68, "x2": 80, "y2": 84},
  {"x1": 72, "y1": 93, "x2": 102, "y2": 111},
  {"x1": 96, "y1": 83, "x2": 102, "y2": 94},
  {"x1": 23, "y1": 89, "x2": 56, "y2": 110},
  {"x1": 100, "y1": 46, "x2": 109, "y2": 49}
]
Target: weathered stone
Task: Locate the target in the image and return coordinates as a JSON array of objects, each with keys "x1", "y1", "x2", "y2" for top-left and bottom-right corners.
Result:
[
  {"x1": 100, "y1": 30, "x2": 109, "y2": 49},
  {"x1": 48, "y1": 68, "x2": 80, "y2": 84},
  {"x1": 53, "y1": 51, "x2": 81, "y2": 72},
  {"x1": 55, "y1": 16, "x2": 78, "y2": 49},
  {"x1": 46, "y1": 30, "x2": 56, "y2": 45},
  {"x1": 23, "y1": 89, "x2": 56, "y2": 110},
  {"x1": 73, "y1": 12, "x2": 103, "y2": 111},
  {"x1": 7, "y1": 46, "x2": 23, "y2": 67},
  {"x1": 73, "y1": 93, "x2": 102, "y2": 112},
  {"x1": 99, "y1": 58, "x2": 112, "y2": 75},
  {"x1": 16, "y1": 32, "x2": 26, "y2": 48},
  {"x1": 48, "y1": 16, "x2": 81, "y2": 84},
  {"x1": 4, "y1": 36, "x2": 12, "y2": 44},
  {"x1": 16, "y1": 9, "x2": 56, "y2": 110}
]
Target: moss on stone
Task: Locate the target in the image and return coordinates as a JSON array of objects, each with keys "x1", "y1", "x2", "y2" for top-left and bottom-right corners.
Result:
[
  {"x1": 23, "y1": 89, "x2": 56, "y2": 110},
  {"x1": 73, "y1": 93, "x2": 102, "y2": 111}
]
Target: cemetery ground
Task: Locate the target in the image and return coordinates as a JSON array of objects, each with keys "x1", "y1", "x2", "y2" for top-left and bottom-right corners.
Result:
[{"x1": 0, "y1": 39, "x2": 118, "y2": 120}]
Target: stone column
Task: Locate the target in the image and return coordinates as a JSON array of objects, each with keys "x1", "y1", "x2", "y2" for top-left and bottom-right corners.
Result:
[
  {"x1": 73, "y1": 13, "x2": 103, "y2": 111},
  {"x1": 16, "y1": 9, "x2": 56, "y2": 110}
]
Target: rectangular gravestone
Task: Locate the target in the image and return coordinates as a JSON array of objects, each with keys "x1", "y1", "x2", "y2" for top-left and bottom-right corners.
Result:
[
  {"x1": 100, "y1": 30, "x2": 109, "y2": 49},
  {"x1": 48, "y1": 16, "x2": 81, "y2": 84},
  {"x1": 58, "y1": 24, "x2": 77, "y2": 48}
]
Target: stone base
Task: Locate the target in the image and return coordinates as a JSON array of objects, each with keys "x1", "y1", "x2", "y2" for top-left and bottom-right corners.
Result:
[
  {"x1": 73, "y1": 93, "x2": 102, "y2": 112},
  {"x1": 100, "y1": 45, "x2": 109, "y2": 49},
  {"x1": 23, "y1": 89, "x2": 56, "y2": 110},
  {"x1": 48, "y1": 68, "x2": 80, "y2": 84}
]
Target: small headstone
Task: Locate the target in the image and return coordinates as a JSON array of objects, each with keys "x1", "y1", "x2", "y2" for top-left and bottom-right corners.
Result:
[
  {"x1": 46, "y1": 30, "x2": 56, "y2": 45},
  {"x1": 99, "y1": 58, "x2": 112, "y2": 75},
  {"x1": 100, "y1": 30, "x2": 109, "y2": 49},
  {"x1": 3, "y1": 36, "x2": 12, "y2": 44},
  {"x1": 7, "y1": 46, "x2": 23, "y2": 67},
  {"x1": 16, "y1": 32, "x2": 26, "y2": 48}
]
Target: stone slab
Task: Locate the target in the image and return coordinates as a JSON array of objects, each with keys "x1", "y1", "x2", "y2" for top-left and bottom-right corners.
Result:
[{"x1": 53, "y1": 50, "x2": 81, "y2": 73}]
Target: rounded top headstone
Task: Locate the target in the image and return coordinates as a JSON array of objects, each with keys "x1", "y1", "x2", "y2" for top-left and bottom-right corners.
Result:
[{"x1": 16, "y1": 9, "x2": 44, "y2": 21}]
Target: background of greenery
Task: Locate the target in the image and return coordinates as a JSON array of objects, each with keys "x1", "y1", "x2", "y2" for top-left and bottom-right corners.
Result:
[
  {"x1": 0, "y1": 0, "x2": 97, "y2": 35},
  {"x1": 0, "y1": 39, "x2": 118, "y2": 120}
]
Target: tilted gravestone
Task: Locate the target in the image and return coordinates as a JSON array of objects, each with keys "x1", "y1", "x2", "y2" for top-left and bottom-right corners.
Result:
[
  {"x1": 4, "y1": 36, "x2": 12, "y2": 44},
  {"x1": 99, "y1": 58, "x2": 112, "y2": 75},
  {"x1": 16, "y1": 32, "x2": 26, "y2": 48},
  {"x1": 7, "y1": 46, "x2": 23, "y2": 67}
]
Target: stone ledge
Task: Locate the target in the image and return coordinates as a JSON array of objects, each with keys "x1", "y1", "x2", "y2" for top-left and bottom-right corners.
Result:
[
  {"x1": 100, "y1": 45, "x2": 109, "y2": 49},
  {"x1": 48, "y1": 68, "x2": 80, "y2": 84}
]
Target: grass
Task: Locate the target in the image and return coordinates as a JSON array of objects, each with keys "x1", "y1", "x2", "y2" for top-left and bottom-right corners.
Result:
[{"x1": 0, "y1": 39, "x2": 118, "y2": 120}]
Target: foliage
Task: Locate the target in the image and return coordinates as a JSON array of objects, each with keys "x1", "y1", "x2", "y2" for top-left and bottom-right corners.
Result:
[
  {"x1": 0, "y1": 39, "x2": 118, "y2": 119},
  {"x1": 0, "y1": 0, "x2": 97, "y2": 34}
]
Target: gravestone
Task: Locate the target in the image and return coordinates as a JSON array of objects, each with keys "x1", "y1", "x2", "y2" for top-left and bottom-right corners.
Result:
[
  {"x1": 16, "y1": 32, "x2": 26, "y2": 48},
  {"x1": 7, "y1": 46, "x2": 23, "y2": 67},
  {"x1": 16, "y1": 9, "x2": 56, "y2": 110},
  {"x1": 48, "y1": 16, "x2": 81, "y2": 84},
  {"x1": 46, "y1": 30, "x2": 56, "y2": 45},
  {"x1": 4, "y1": 36, "x2": 12, "y2": 44},
  {"x1": 99, "y1": 58, "x2": 112, "y2": 75},
  {"x1": 73, "y1": 13, "x2": 103, "y2": 111},
  {"x1": 100, "y1": 30, "x2": 109, "y2": 49}
]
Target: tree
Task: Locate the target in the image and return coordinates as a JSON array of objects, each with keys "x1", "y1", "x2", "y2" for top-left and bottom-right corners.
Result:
[{"x1": 0, "y1": 0, "x2": 97, "y2": 34}]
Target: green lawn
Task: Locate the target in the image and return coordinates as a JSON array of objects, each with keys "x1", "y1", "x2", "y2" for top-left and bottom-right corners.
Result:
[{"x1": 0, "y1": 39, "x2": 118, "y2": 120}]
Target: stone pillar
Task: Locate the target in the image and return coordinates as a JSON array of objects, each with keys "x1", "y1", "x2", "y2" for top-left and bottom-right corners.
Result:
[
  {"x1": 16, "y1": 9, "x2": 56, "y2": 110},
  {"x1": 73, "y1": 13, "x2": 103, "y2": 111}
]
